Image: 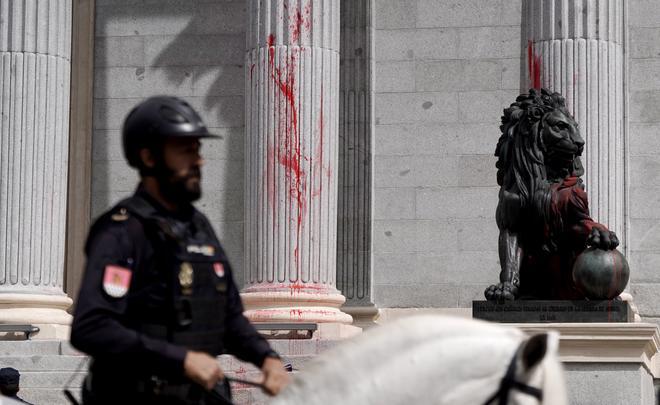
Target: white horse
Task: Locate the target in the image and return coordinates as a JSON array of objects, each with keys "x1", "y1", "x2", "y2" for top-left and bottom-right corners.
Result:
[{"x1": 270, "y1": 315, "x2": 568, "y2": 405}]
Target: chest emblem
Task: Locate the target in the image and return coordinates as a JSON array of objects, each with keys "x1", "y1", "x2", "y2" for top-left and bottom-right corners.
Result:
[
  {"x1": 213, "y1": 262, "x2": 225, "y2": 278},
  {"x1": 179, "y1": 262, "x2": 194, "y2": 295},
  {"x1": 103, "y1": 265, "x2": 132, "y2": 298}
]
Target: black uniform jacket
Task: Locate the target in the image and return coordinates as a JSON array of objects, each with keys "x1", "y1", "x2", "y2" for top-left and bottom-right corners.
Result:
[{"x1": 70, "y1": 187, "x2": 273, "y2": 382}]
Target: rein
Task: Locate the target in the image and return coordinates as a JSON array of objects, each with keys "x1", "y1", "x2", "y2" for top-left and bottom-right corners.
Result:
[{"x1": 482, "y1": 342, "x2": 544, "y2": 405}]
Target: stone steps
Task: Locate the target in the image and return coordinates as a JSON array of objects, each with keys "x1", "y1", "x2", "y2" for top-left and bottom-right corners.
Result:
[
  {"x1": 15, "y1": 387, "x2": 81, "y2": 405},
  {"x1": 0, "y1": 339, "x2": 336, "y2": 405}
]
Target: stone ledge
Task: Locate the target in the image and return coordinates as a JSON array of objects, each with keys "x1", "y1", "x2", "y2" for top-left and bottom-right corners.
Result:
[{"x1": 511, "y1": 323, "x2": 660, "y2": 378}]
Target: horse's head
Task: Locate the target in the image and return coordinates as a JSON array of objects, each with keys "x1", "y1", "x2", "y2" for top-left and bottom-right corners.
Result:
[{"x1": 483, "y1": 331, "x2": 567, "y2": 405}]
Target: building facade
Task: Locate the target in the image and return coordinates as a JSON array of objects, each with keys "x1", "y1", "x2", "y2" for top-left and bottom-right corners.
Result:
[{"x1": 2, "y1": 0, "x2": 660, "y2": 402}]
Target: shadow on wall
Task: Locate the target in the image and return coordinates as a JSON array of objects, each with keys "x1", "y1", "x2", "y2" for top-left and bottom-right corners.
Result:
[{"x1": 92, "y1": 1, "x2": 247, "y2": 281}]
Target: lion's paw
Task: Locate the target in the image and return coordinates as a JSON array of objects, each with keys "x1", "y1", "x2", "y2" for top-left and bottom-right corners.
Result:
[{"x1": 484, "y1": 282, "x2": 518, "y2": 301}]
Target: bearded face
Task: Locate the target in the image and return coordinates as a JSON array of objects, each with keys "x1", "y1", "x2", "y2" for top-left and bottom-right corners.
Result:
[
  {"x1": 156, "y1": 137, "x2": 203, "y2": 204},
  {"x1": 540, "y1": 109, "x2": 585, "y2": 180}
]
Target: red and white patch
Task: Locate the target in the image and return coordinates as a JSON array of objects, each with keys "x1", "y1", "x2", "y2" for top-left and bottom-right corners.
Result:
[
  {"x1": 103, "y1": 265, "x2": 132, "y2": 298},
  {"x1": 213, "y1": 262, "x2": 225, "y2": 278}
]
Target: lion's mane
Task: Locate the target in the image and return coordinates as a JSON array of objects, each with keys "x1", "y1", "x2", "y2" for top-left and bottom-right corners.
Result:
[{"x1": 495, "y1": 88, "x2": 583, "y2": 252}]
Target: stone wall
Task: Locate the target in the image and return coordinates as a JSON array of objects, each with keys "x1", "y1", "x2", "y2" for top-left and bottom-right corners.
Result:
[
  {"x1": 92, "y1": 0, "x2": 247, "y2": 283},
  {"x1": 371, "y1": 0, "x2": 522, "y2": 307},
  {"x1": 90, "y1": 0, "x2": 660, "y2": 315},
  {"x1": 628, "y1": 0, "x2": 660, "y2": 324}
]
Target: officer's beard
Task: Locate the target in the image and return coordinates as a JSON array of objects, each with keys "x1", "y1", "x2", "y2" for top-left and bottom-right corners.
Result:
[{"x1": 155, "y1": 163, "x2": 202, "y2": 205}]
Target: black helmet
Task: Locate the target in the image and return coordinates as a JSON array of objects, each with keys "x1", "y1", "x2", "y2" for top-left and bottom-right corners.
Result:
[{"x1": 122, "y1": 96, "x2": 219, "y2": 168}]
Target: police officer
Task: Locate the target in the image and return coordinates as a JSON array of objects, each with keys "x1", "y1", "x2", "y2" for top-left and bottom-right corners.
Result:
[{"x1": 71, "y1": 96, "x2": 289, "y2": 404}]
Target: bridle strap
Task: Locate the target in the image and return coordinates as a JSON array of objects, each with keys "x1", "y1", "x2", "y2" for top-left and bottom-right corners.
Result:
[{"x1": 482, "y1": 343, "x2": 544, "y2": 405}]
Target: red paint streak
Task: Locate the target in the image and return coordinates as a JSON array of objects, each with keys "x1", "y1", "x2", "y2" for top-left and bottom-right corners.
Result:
[
  {"x1": 291, "y1": 11, "x2": 303, "y2": 43},
  {"x1": 290, "y1": 3, "x2": 312, "y2": 43},
  {"x1": 303, "y1": 3, "x2": 312, "y2": 31},
  {"x1": 250, "y1": 63, "x2": 256, "y2": 81},
  {"x1": 267, "y1": 34, "x2": 306, "y2": 277},
  {"x1": 527, "y1": 41, "x2": 542, "y2": 89}
]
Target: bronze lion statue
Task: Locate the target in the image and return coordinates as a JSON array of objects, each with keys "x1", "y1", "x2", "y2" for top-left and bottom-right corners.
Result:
[{"x1": 484, "y1": 89, "x2": 619, "y2": 301}]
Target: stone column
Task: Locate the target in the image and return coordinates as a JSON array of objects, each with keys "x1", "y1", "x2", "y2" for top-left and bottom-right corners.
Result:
[
  {"x1": 243, "y1": 0, "x2": 353, "y2": 326},
  {"x1": 0, "y1": 0, "x2": 73, "y2": 339},
  {"x1": 524, "y1": 0, "x2": 626, "y2": 246}
]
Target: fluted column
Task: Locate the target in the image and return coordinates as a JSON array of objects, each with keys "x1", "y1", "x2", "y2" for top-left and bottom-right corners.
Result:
[
  {"x1": 243, "y1": 0, "x2": 352, "y2": 324},
  {"x1": 0, "y1": 0, "x2": 73, "y2": 338},
  {"x1": 524, "y1": 0, "x2": 626, "y2": 246}
]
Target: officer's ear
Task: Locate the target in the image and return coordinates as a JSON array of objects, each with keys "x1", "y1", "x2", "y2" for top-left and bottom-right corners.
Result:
[{"x1": 139, "y1": 148, "x2": 156, "y2": 169}]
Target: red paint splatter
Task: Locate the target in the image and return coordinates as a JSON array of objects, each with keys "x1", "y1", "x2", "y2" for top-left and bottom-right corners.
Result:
[
  {"x1": 289, "y1": 3, "x2": 312, "y2": 43},
  {"x1": 291, "y1": 11, "x2": 303, "y2": 42},
  {"x1": 303, "y1": 3, "x2": 312, "y2": 31},
  {"x1": 287, "y1": 282, "x2": 331, "y2": 295},
  {"x1": 527, "y1": 41, "x2": 542, "y2": 89},
  {"x1": 266, "y1": 34, "x2": 306, "y2": 277}
]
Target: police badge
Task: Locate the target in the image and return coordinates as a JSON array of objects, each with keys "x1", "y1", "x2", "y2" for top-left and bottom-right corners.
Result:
[{"x1": 179, "y1": 262, "x2": 194, "y2": 295}]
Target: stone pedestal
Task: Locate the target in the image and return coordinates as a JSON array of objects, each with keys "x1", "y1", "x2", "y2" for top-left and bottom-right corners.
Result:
[
  {"x1": 473, "y1": 300, "x2": 633, "y2": 323},
  {"x1": 523, "y1": 0, "x2": 626, "y2": 245},
  {"x1": 513, "y1": 323, "x2": 660, "y2": 405},
  {"x1": 0, "y1": 0, "x2": 73, "y2": 339},
  {"x1": 243, "y1": 0, "x2": 353, "y2": 326}
]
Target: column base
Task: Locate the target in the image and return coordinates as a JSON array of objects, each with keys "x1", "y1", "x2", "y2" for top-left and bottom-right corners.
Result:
[
  {"x1": 0, "y1": 293, "x2": 72, "y2": 340},
  {"x1": 241, "y1": 290, "x2": 353, "y2": 324},
  {"x1": 342, "y1": 304, "x2": 379, "y2": 329}
]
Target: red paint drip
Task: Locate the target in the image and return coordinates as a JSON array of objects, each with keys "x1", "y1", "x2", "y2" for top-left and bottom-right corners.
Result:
[
  {"x1": 250, "y1": 63, "x2": 256, "y2": 81},
  {"x1": 290, "y1": 3, "x2": 312, "y2": 43},
  {"x1": 303, "y1": 3, "x2": 312, "y2": 31},
  {"x1": 527, "y1": 41, "x2": 542, "y2": 89},
  {"x1": 291, "y1": 11, "x2": 303, "y2": 43}
]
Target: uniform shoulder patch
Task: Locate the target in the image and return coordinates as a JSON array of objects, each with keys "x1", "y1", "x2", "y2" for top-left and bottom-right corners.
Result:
[
  {"x1": 103, "y1": 265, "x2": 132, "y2": 298},
  {"x1": 213, "y1": 262, "x2": 225, "y2": 278},
  {"x1": 111, "y1": 208, "x2": 130, "y2": 222}
]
